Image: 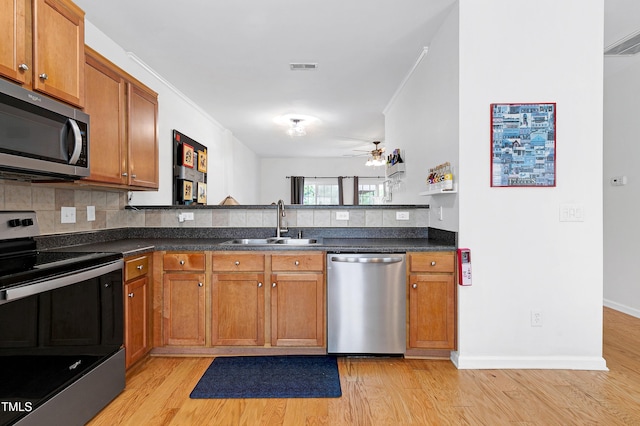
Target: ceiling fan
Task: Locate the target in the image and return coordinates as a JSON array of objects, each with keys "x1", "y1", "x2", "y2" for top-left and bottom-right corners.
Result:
[
  {"x1": 350, "y1": 141, "x2": 385, "y2": 156},
  {"x1": 350, "y1": 141, "x2": 386, "y2": 166},
  {"x1": 345, "y1": 141, "x2": 387, "y2": 166}
]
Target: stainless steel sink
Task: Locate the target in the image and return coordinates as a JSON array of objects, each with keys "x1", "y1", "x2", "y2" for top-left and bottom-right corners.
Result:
[
  {"x1": 220, "y1": 237, "x2": 321, "y2": 245},
  {"x1": 272, "y1": 238, "x2": 320, "y2": 245},
  {"x1": 221, "y1": 238, "x2": 274, "y2": 245}
]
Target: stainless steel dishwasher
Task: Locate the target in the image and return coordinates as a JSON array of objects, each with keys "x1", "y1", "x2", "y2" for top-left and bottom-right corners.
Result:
[{"x1": 327, "y1": 253, "x2": 406, "y2": 354}]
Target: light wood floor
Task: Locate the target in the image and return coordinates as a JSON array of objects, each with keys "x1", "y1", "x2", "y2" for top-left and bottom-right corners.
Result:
[{"x1": 88, "y1": 307, "x2": 640, "y2": 425}]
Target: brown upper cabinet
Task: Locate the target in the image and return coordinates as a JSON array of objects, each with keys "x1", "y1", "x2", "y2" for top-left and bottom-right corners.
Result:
[
  {"x1": 0, "y1": 0, "x2": 85, "y2": 107},
  {"x1": 83, "y1": 47, "x2": 159, "y2": 189}
]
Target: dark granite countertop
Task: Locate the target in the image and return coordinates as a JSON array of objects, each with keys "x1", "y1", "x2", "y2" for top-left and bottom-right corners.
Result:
[{"x1": 37, "y1": 227, "x2": 456, "y2": 257}]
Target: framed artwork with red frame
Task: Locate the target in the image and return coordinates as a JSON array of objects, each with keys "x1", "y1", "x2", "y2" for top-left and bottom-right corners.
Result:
[
  {"x1": 491, "y1": 103, "x2": 556, "y2": 187},
  {"x1": 181, "y1": 143, "x2": 195, "y2": 168}
]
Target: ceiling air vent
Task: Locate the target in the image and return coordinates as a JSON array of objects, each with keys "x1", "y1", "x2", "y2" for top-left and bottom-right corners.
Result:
[
  {"x1": 290, "y1": 63, "x2": 318, "y2": 70},
  {"x1": 605, "y1": 30, "x2": 640, "y2": 56}
]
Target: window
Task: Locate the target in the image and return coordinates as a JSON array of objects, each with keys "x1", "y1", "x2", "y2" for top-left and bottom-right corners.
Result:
[
  {"x1": 303, "y1": 182, "x2": 339, "y2": 205},
  {"x1": 358, "y1": 182, "x2": 386, "y2": 205}
]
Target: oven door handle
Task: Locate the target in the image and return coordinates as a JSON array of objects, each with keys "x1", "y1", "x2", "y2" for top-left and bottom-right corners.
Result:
[{"x1": 2, "y1": 260, "x2": 123, "y2": 302}]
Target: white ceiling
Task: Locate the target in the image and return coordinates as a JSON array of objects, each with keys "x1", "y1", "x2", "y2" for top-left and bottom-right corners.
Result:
[{"x1": 74, "y1": 0, "x2": 637, "y2": 158}]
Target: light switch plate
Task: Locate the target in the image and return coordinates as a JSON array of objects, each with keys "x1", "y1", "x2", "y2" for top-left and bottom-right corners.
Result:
[{"x1": 87, "y1": 206, "x2": 96, "y2": 222}]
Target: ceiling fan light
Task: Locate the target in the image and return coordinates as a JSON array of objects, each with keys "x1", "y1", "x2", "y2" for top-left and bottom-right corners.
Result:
[{"x1": 366, "y1": 155, "x2": 385, "y2": 167}]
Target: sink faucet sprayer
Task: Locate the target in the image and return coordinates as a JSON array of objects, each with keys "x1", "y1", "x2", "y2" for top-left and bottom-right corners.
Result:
[{"x1": 276, "y1": 199, "x2": 288, "y2": 237}]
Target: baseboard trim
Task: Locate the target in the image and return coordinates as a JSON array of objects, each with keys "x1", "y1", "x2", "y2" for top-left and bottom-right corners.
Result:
[
  {"x1": 450, "y1": 352, "x2": 608, "y2": 371},
  {"x1": 603, "y1": 299, "x2": 640, "y2": 319}
]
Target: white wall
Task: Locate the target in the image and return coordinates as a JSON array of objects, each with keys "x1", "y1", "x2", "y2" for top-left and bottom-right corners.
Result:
[
  {"x1": 603, "y1": 54, "x2": 640, "y2": 317},
  {"x1": 455, "y1": 0, "x2": 605, "y2": 369},
  {"x1": 383, "y1": 5, "x2": 459, "y2": 231},
  {"x1": 83, "y1": 22, "x2": 261, "y2": 206},
  {"x1": 260, "y1": 157, "x2": 388, "y2": 204}
]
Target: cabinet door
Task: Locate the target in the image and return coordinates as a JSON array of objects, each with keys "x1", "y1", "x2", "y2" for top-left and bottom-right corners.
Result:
[
  {"x1": 127, "y1": 82, "x2": 158, "y2": 189},
  {"x1": 84, "y1": 49, "x2": 127, "y2": 185},
  {"x1": 0, "y1": 0, "x2": 27, "y2": 84},
  {"x1": 163, "y1": 273, "x2": 205, "y2": 346},
  {"x1": 408, "y1": 273, "x2": 455, "y2": 349},
  {"x1": 125, "y1": 276, "x2": 150, "y2": 368},
  {"x1": 271, "y1": 273, "x2": 324, "y2": 347},
  {"x1": 211, "y1": 273, "x2": 264, "y2": 346},
  {"x1": 32, "y1": 0, "x2": 84, "y2": 106}
]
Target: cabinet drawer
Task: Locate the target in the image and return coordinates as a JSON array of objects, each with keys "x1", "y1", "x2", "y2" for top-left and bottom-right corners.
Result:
[
  {"x1": 163, "y1": 253, "x2": 205, "y2": 271},
  {"x1": 212, "y1": 253, "x2": 265, "y2": 272},
  {"x1": 409, "y1": 252, "x2": 455, "y2": 272},
  {"x1": 272, "y1": 253, "x2": 324, "y2": 272},
  {"x1": 124, "y1": 254, "x2": 150, "y2": 282}
]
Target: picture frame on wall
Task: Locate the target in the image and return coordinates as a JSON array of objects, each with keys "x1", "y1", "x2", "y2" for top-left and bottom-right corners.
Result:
[
  {"x1": 197, "y1": 182, "x2": 207, "y2": 204},
  {"x1": 173, "y1": 130, "x2": 207, "y2": 205},
  {"x1": 197, "y1": 149, "x2": 207, "y2": 173},
  {"x1": 181, "y1": 143, "x2": 195, "y2": 168},
  {"x1": 490, "y1": 103, "x2": 556, "y2": 187},
  {"x1": 181, "y1": 179, "x2": 193, "y2": 201}
]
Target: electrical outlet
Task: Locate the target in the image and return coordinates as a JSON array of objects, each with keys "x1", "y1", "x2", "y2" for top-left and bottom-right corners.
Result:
[
  {"x1": 396, "y1": 211, "x2": 410, "y2": 220},
  {"x1": 87, "y1": 206, "x2": 96, "y2": 222},
  {"x1": 335, "y1": 211, "x2": 349, "y2": 221},
  {"x1": 61, "y1": 207, "x2": 76, "y2": 224},
  {"x1": 559, "y1": 204, "x2": 584, "y2": 222},
  {"x1": 531, "y1": 310, "x2": 543, "y2": 327}
]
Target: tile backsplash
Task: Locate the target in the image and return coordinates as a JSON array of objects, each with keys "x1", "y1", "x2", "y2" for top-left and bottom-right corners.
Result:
[
  {"x1": 0, "y1": 181, "x2": 429, "y2": 235},
  {"x1": 0, "y1": 181, "x2": 128, "y2": 234}
]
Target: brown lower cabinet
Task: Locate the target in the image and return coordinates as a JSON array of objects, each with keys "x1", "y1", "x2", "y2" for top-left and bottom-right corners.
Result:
[
  {"x1": 210, "y1": 252, "x2": 325, "y2": 348},
  {"x1": 162, "y1": 253, "x2": 206, "y2": 346},
  {"x1": 124, "y1": 254, "x2": 152, "y2": 368},
  {"x1": 407, "y1": 252, "x2": 457, "y2": 351},
  {"x1": 211, "y1": 272, "x2": 265, "y2": 346},
  {"x1": 270, "y1": 272, "x2": 324, "y2": 347}
]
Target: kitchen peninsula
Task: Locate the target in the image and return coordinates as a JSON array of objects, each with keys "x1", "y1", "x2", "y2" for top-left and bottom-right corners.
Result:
[{"x1": 35, "y1": 204, "x2": 457, "y2": 364}]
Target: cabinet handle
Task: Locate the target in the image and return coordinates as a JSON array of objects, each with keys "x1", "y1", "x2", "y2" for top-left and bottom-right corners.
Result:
[
  {"x1": 235, "y1": 261, "x2": 240, "y2": 266},
  {"x1": 137, "y1": 265, "x2": 144, "y2": 270},
  {"x1": 272, "y1": 282, "x2": 277, "y2": 288},
  {"x1": 39, "y1": 73, "x2": 48, "y2": 80},
  {"x1": 294, "y1": 260, "x2": 299, "y2": 266},
  {"x1": 198, "y1": 282, "x2": 203, "y2": 287},
  {"x1": 128, "y1": 292, "x2": 134, "y2": 298},
  {"x1": 179, "y1": 260, "x2": 185, "y2": 265},
  {"x1": 431, "y1": 261, "x2": 436, "y2": 266},
  {"x1": 131, "y1": 174, "x2": 137, "y2": 179},
  {"x1": 412, "y1": 283, "x2": 418, "y2": 289},
  {"x1": 122, "y1": 172, "x2": 128, "y2": 177},
  {"x1": 18, "y1": 63, "x2": 29, "y2": 71},
  {"x1": 258, "y1": 282, "x2": 263, "y2": 287}
]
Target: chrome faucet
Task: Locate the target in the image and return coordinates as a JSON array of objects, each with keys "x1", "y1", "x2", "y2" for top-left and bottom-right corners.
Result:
[{"x1": 276, "y1": 199, "x2": 288, "y2": 238}]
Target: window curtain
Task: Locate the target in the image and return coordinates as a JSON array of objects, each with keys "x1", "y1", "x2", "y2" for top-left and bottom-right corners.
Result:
[
  {"x1": 353, "y1": 176, "x2": 359, "y2": 205},
  {"x1": 290, "y1": 176, "x2": 305, "y2": 204},
  {"x1": 337, "y1": 176, "x2": 344, "y2": 205}
]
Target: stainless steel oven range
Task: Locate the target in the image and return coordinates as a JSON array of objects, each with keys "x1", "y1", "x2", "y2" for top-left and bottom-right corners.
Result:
[{"x1": 0, "y1": 211, "x2": 124, "y2": 426}]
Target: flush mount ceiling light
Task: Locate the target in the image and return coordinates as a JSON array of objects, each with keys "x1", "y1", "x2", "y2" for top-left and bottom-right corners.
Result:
[
  {"x1": 274, "y1": 114, "x2": 319, "y2": 137},
  {"x1": 286, "y1": 118, "x2": 306, "y2": 137}
]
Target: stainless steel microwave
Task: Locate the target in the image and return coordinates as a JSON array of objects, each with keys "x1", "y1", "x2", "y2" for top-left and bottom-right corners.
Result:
[{"x1": 0, "y1": 78, "x2": 89, "y2": 181}]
